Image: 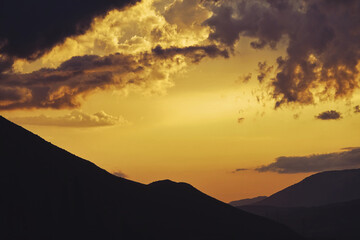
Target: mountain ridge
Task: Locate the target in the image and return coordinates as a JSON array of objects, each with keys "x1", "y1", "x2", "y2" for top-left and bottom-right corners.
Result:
[{"x1": 229, "y1": 196, "x2": 268, "y2": 207}]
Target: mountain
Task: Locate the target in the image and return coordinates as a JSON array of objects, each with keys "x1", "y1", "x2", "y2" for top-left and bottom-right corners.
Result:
[
  {"x1": 239, "y1": 199, "x2": 360, "y2": 240},
  {"x1": 229, "y1": 196, "x2": 267, "y2": 207},
  {"x1": 254, "y1": 169, "x2": 360, "y2": 207},
  {"x1": 236, "y1": 169, "x2": 360, "y2": 239},
  {"x1": 0, "y1": 116, "x2": 303, "y2": 240}
]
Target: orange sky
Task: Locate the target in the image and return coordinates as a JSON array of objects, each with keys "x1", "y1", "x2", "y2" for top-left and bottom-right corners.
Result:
[{"x1": 1, "y1": 0, "x2": 360, "y2": 202}]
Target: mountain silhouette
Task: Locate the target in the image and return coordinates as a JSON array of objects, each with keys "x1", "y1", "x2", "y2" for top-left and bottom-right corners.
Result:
[
  {"x1": 0, "y1": 116, "x2": 303, "y2": 240},
  {"x1": 254, "y1": 169, "x2": 360, "y2": 207},
  {"x1": 234, "y1": 169, "x2": 360, "y2": 239},
  {"x1": 239, "y1": 198, "x2": 360, "y2": 240},
  {"x1": 229, "y1": 196, "x2": 267, "y2": 207}
]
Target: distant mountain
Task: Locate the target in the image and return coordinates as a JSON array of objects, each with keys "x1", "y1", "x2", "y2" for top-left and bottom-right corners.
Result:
[
  {"x1": 229, "y1": 196, "x2": 267, "y2": 207},
  {"x1": 255, "y1": 169, "x2": 360, "y2": 207},
  {"x1": 239, "y1": 199, "x2": 360, "y2": 240},
  {"x1": 236, "y1": 168, "x2": 360, "y2": 239},
  {"x1": 0, "y1": 116, "x2": 303, "y2": 240}
]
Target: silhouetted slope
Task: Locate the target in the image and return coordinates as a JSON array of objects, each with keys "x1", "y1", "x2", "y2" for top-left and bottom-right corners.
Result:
[
  {"x1": 0, "y1": 116, "x2": 303, "y2": 240},
  {"x1": 255, "y1": 169, "x2": 360, "y2": 207},
  {"x1": 229, "y1": 196, "x2": 267, "y2": 207},
  {"x1": 239, "y1": 199, "x2": 360, "y2": 240}
]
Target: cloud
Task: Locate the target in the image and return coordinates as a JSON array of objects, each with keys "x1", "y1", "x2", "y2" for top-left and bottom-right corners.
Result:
[
  {"x1": 237, "y1": 73, "x2": 252, "y2": 83},
  {"x1": 4, "y1": 0, "x2": 359, "y2": 111},
  {"x1": 255, "y1": 147, "x2": 360, "y2": 174},
  {"x1": 293, "y1": 113, "x2": 300, "y2": 119},
  {"x1": 355, "y1": 105, "x2": 360, "y2": 113},
  {"x1": 0, "y1": 53, "x2": 141, "y2": 109},
  {"x1": 163, "y1": 0, "x2": 211, "y2": 32},
  {"x1": 10, "y1": 110, "x2": 128, "y2": 127},
  {"x1": 0, "y1": 0, "x2": 229, "y2": 111},
  {"x1": 152, "y1": 45, "x2": 229, "y2": 63},
  {"x1": 0, "y1": 0, "x2": 139, "y2": 62},
  {"x1": 237, "y1": 117, "x2": 245, "y2": 123},
  {"x1": 0, "y1": 55, "x2": 14, "y2": 73},
  {"x1": 112, "y1": 171, "x2": 128, "y2": 178},
  {"x1": 315, "y1": 110, "x2": 342, "y2": 120},
  {"x1": 232, "y1": 168, "x2": 249, "y2": 173},
  {"x1": 0, "y1": 46, "x2": 227, "y2": 110},
  {"x1": 205, "y1": 0, "x2": 360, "y2": 107},
  {"x1": 257, "y1": 61, "x2": 273, "y2": 83}
]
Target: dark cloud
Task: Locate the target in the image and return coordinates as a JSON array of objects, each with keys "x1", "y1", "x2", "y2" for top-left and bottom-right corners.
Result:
[
  {"x1": 112, "y1": 171, "x2": 128, "y2": 178},
  {"x1": 0, "y1": 53, "x2": 141, "y2": 109},
  {"x1": 0, "y1": 55, "x2": 14, "y2": 73},
  {"x1": 255, "y1": 147, "x2": 360, "y2": 174},
  {"x1": 315, "y1": 110, "x2": 342, "y2": 120},
  {"x1": 0, "y1": 0, "x2": 139, "y2": 62},
  {"x1": 9, "y1": 110, "x2": 128, "y2": 127},
  {"x1": 0, "y1": 87, "x2": 30, "y2": 102},
  {"x1": 152, "y1": 45, "x2": 229, "y2": 63},
  {"x1": 355, "y1": 105, "x2": 360, "y2": 113},
  {"x1": 0, "y1": 45, "x2": 228, "y2": 110},
  {"x1": 232, "y1": 168, "x2": 249, "y2": 173},
  {"x1": 205, "y1": 0, "x2": 360, "y2": 107},
  {"x1": 237, "y1": 73, "x2": 252, "y2": 83},
  {"x1": 257, "y1": 61, "x2": 273, "y2": 83}
]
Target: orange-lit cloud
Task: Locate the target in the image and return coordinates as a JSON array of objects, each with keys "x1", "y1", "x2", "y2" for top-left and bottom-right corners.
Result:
[
  {"x1": 0, "y1": 46, "x2": 227, "y2": 110},
  {"x1": 1, "y1": 0, "x2": 231, "y2": 110}
]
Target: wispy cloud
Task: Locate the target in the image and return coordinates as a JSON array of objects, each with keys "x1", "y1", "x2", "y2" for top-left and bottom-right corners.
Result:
[
  {"x1": 232, "y1": 168, "x2": 249, "y2": 173},
  {"x1": 255, "y1": 147, "x2": 360, "y2": 174},
  {"x1": 237, "y1": 117, "x2": 245, "y2": 123},
  {"x1": 112, "y1": 171, "x2": 128, "y2": 178},
  {"x1": 10, "y1": 110, "x2": 129, "y2": 127}
]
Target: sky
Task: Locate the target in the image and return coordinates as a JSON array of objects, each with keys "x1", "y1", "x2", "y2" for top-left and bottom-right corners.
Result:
[{"x1": 1, "y1": 0, "x2": 360, "y2": 202}]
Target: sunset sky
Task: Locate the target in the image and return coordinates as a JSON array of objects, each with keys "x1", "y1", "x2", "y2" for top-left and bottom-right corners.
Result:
[{"x1": 1, "y1": 0, "x2": 360, "y2": 202}]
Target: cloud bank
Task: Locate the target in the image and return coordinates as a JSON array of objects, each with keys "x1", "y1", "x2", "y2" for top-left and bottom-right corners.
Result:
[
  {"x1": 205, "y1": 0, "x2": 360, "y2": 107},
  {"x1": 255, "y1": 147, "x2": 360, "y2": 173},
  {"x1": 10, "y1": 110, "x2": 128, "y2": 127},
  {"x1": 1, "y1": 0, "x2": 360, "y2": 110}
]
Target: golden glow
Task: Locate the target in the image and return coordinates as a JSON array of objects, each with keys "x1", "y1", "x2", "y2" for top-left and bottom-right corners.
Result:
[
  {"x1": 5, "y1": 50, "x2": 360, "y2": 201},
  {"x1": 3, "y1": 0, "x2": 360, "y2": 202}
]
